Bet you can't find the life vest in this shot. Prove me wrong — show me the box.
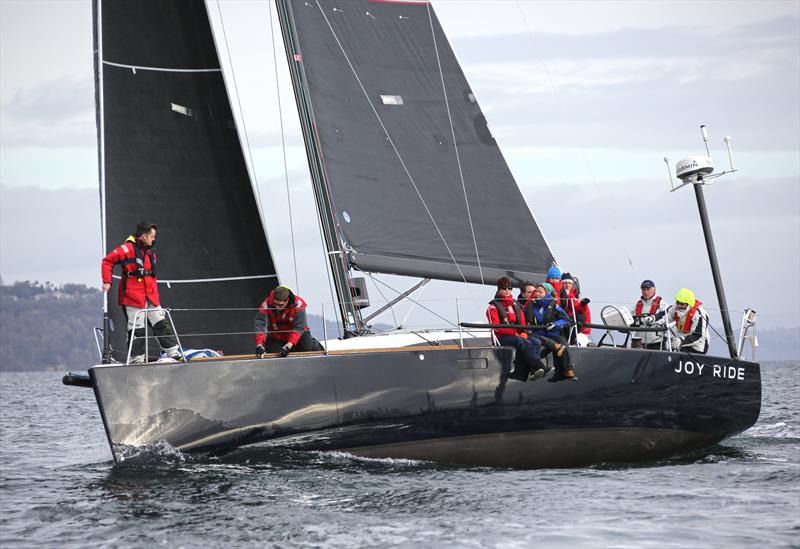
[528,298,558,326]
[267,297,307,331]
[635,295,661,316]
[119,236,157,279]
[675,300,703,333]
[492,298,523,325]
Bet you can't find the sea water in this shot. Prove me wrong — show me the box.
[1,363,798,548]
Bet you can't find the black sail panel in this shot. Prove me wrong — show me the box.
[96,0,277,359]
[286,0,554,284]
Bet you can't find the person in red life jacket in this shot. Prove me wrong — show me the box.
[631,279,669,350]
[101,222,181,364]
[254,285,322,358]
[559,273,592,342]
[668,288,710,354]
[487,277,545,382]
[546,265,563,306]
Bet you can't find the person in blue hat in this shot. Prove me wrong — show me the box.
[545,265,563,306]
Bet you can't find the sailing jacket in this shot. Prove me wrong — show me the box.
[547,279,563,306]
[632,294,668,345]
[101,236,160,308]
[486,292,526,339]
[560,288,592,335]
[254,288,310,346]
[670,301,710,354]
[524,294,570,339]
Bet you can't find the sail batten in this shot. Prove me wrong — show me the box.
[286,0,554,285]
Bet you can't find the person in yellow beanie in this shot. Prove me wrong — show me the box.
[670,288,710,354]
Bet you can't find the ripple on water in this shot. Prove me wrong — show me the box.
[1,367,798,548]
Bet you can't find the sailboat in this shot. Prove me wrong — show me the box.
[64,0,761,468]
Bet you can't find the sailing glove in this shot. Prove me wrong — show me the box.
[545,323,556,331]
[280,344,291,357]
[580,297,590,305]
[673,337,683,349]
[642,315,655,325]
[255,345,266,358]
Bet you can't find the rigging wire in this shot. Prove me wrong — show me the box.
[425,3,485,287]
[313,0,477,301]
[214,1,267,225]
[267,1,300,291]
[513,0,637,275]
[368,277,400,328]
[363,272,459,329]
[399,281,427,328]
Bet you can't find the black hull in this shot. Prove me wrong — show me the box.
[88,346,761,468]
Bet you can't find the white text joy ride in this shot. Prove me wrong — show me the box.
[674,360,745,381]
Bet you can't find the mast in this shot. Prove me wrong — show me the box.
[665,124,739,359]
[274,0,362,335]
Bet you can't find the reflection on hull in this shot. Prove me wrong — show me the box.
[345,428,716,469]
[89,346,761,468]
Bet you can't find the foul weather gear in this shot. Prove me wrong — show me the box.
[102,236,160,308]
[254,287,311,347]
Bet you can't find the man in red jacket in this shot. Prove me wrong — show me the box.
[101,222,181,363]
[254,285,322,358]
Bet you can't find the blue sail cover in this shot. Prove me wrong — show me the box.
[282,0,554,285]
[95,0,278,358]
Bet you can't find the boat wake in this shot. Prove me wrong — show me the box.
[309,450,432,468]
[113,440,188,466]
[743,421,798,440]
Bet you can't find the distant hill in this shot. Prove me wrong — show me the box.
[0,281,375,371]
[746,327,800,362]
[0,281,102,371]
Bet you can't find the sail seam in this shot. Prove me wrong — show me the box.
[313,0,471,288]
[426,4,484,287]
[102,60,222,73]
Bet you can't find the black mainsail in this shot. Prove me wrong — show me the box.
[95,0,278,359]
[278,0,554,287]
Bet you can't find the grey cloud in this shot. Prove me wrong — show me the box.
[2,76,95,147]
[4,75,94,123]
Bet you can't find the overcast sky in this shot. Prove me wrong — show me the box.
[1,0,798,335]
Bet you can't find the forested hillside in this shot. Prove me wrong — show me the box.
[0,281,347,371]
[0,281,102,371]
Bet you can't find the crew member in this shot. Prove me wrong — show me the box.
[101,222,181,364]
[488,277,545,382]
[631,279,669,350]
[254,285,322,357]
[559,273,591,342]
[525,284,577,381]
[670,288,710,354]
[545,266,563,306]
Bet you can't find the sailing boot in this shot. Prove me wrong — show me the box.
[563,365,578,381]
[548,364,565,382]
[128,328,147,364]
[153,319,182,361]
[527,366,546,382]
